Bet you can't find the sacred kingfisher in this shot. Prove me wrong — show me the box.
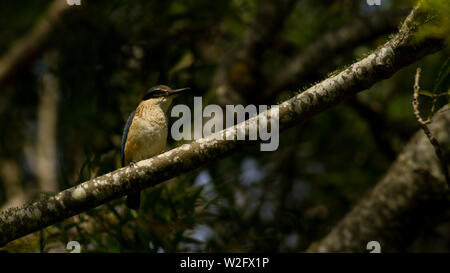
[121,85,190,209]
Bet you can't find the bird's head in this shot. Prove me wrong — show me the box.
[141,85,190,112]
[143,85,190,101]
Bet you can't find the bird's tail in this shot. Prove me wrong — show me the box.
[126,191,141,210]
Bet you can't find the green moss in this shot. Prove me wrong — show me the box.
[413,0,450,45]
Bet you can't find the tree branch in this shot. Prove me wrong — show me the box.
[263,9,408,101]
[0,3,445,247]
[307,105,450,253]
[0,0,71,88]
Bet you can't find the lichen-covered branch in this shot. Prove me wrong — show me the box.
[307,106,450,253]
[0,3,445,247]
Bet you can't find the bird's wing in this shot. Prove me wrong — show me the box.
[121,110,136,167]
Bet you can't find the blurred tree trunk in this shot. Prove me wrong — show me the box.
[0,0,69,88]
[36,54,59,193]
[308,106,450,253]
[0,160,25,209]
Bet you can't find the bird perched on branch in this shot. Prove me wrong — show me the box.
[121,85,190,209]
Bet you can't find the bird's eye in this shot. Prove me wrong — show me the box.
[143,89,168,100]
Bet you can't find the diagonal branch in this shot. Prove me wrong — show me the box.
[0,2,445,247]
[263,9,408,101]
[0,0,71,88]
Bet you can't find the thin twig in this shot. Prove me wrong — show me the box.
[412,67,450,188]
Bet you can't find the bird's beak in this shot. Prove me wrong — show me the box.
[167,87,190,97]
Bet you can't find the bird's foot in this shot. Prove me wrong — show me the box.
[130,161,137,168]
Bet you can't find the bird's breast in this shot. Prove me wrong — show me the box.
[124,105,168,164]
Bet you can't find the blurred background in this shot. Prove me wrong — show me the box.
[0,0,449,252]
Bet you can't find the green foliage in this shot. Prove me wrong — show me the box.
[418,57,450,118]
[433,57,450,94]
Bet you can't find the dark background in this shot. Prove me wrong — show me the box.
[0,0,449,252]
